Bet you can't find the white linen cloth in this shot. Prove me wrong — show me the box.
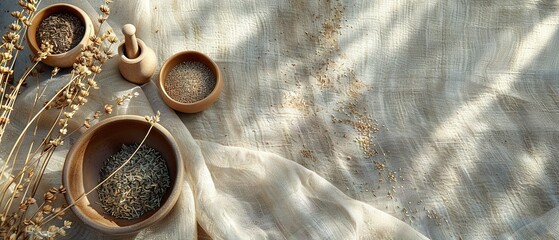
[1,0,559,239]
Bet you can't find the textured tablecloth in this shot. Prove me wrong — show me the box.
[2,0,559,239]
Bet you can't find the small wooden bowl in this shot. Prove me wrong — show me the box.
[26,4,94,68]
[63,115,184,236]
[158,51,223,113]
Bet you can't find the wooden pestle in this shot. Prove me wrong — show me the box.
[122,24,139,58]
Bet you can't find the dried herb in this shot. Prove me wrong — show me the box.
[98,144,170,219]
[36,13,85,54]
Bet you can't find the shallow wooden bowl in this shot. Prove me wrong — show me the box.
[26,4,94,68]
[158,51,223,113]
[63,115,184,236]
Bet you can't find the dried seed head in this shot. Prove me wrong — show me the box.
[107,34,118,44]
[10,11,23,19]
[103,47,114,56]
[75,64,92,76]
[94,52,107,62]
[90,65,101,74]
[63,111,74,119]
[0,66,13,75]
[0,117,10,125]
[144,111,161,124]
[43,192,55,202]
[48,138,63,147]
[42,205,52,214]
[47,225,58,233]
[22,18,32,26]
[26,197,36,205]
[87,78,98,88]
[2,32,19,43]
[3,43,14,50]
[70,104,79,111]
[104,104,113,114]
[58,185,67,194]
[116,97,124,105]
[51,67,60,76]
[35,42,53,61]
[33,211,44,224]
[77,96,87,105]
[1,105,14,111]
[97,15,108,24]
[1,52,13,61]
[79,89,90,97]
[100,32,108,41]
[88,35,98,43]
[82,51,94,61]
[23,219,32,226]
[100,5,110,14]
[25,3,37,12]
[19,15,27,23]
[83,118,91,128]
[19,202,29,210]
[55,209,65,219]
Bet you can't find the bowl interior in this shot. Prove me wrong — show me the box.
[65,117,181,231]
[159,51,221,104]
[28,4,88,57]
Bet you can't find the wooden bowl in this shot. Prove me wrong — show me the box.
[26,4,94,68]
[158,51,223,113]
[63,115,184,236]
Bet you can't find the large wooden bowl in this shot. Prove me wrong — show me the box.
[63,115,184,236]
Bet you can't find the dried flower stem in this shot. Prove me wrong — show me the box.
[1,1,119,238]
[2,74,91,219]
[0,77,73,181]
[0,61,42,141]
[0,0,44,143]
[1,96,61,199]
[1,20,116,209]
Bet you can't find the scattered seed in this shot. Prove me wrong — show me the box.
[164,61,216,103]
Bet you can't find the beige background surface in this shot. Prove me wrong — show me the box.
[2,0,559,239]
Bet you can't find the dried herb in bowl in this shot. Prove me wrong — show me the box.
[36,13,85,54]
[97,144,170,220]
